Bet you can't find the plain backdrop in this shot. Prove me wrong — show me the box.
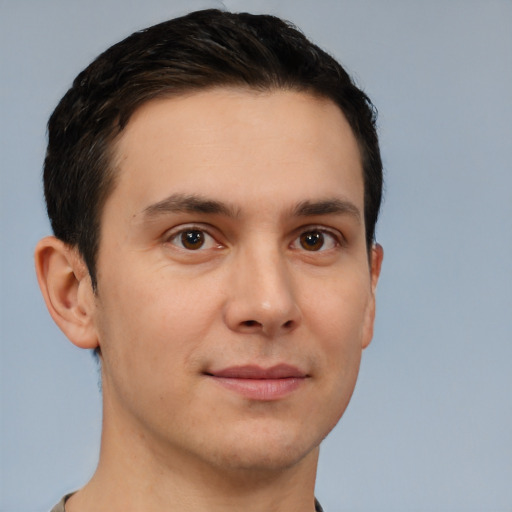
[1,1,511,511]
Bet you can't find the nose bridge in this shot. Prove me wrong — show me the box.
[224,235,301,336]
[247,241,290,307]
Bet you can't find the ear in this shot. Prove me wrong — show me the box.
[361,243,384,349]
[34,236,99,349]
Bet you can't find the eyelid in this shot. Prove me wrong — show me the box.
[163,223,223,250]
[290,225,345,250]
[161,223,345,251]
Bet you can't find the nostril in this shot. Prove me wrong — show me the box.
[283,320,293,329]
[243,320,259,328]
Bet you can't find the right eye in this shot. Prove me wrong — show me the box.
[167,228,219,251]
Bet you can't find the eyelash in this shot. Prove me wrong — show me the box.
[165,225,220,251]
[164,224,344,252]
[290,227,343,252]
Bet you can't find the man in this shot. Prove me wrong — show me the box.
[35,9,383,512]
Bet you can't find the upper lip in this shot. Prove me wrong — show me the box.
[207,364,307,379]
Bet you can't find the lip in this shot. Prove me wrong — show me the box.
[205,364,308,401]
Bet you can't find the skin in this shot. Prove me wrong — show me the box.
[36,88,383,512]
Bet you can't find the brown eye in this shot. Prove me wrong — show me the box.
[167,226,219,252]
[300,231,325,251]
[181,230,205,250]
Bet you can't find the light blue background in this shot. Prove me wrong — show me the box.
[1,1,511,511]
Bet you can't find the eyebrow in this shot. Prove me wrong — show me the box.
[142,193,240,219]
[293,198,361,222]
[141,193,361,222]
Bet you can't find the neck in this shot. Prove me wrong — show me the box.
[67,394,319,512]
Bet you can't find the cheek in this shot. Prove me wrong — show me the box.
[303,271,370,402]
[305,270,371,348]
[95,265,219,380]
[94,271,216,426]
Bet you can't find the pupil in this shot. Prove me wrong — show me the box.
[301,231,323,251]
[182,230,204,249]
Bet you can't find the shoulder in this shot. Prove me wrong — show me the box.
[315,498,324,512]
[49,493,75,512]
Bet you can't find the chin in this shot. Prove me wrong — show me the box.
[210,446,314,475]
[200,421,326,474]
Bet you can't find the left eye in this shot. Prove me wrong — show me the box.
[167,228,218,250]
[292,229,339,252]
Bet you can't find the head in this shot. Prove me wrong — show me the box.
[43,8,382,291]
[36,9,384,478]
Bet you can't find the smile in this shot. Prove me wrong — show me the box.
[205,364,308,401]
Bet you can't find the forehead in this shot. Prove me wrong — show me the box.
[108,87,364,219]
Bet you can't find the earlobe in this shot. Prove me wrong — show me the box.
[34,236,99,349]
[361,243,384,349]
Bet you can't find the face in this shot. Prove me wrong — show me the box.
[91,88,381,475]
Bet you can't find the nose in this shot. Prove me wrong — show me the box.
[223,244,302,338]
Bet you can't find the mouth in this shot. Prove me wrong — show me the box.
[204,364,309,401]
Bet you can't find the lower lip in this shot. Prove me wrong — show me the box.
[210,377,305,401]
